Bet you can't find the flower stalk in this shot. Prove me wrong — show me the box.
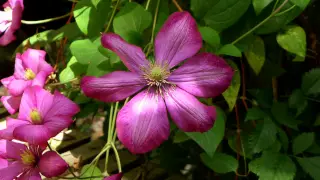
[21,13,71,25]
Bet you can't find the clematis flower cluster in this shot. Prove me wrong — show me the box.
[81,12,234,154]
[0,48,80,179]
[0,0,24,46]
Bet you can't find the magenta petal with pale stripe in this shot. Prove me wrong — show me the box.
[81,71,146,102]
[39,151,68,178]
[0,139,27,160]
[17,169,41,180]
[101,33,150,74]
[0,95,21,114]
[168,53,234,97]
[164,87,216,132]
[0,117,29,140]
[0,76,14,88]
[8,79,30,96]
[155,12,202,68]
[116,90,170,154]
[0,161,24,180]
[13,124,51,145]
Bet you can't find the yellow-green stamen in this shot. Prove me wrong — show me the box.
[25,69,36,80]
[30,109,42,124]
[20,150,36,166]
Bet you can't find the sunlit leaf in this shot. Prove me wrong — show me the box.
[244,36,266,75]
[277,25,306,57]
[217,44,242,57]
[200,153,238,173]
[222,60,240,111]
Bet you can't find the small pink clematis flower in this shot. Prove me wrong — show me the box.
[103,173,123,180]
[81,12,234,154]
[0,48,54,114]
[0,140,68,179]
[0,86,80,145]
[0,0,24,46]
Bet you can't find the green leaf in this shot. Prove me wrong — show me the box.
[292,132,315,155]
[204,0,251,32]
[113,2,152,44]
[271,102,301,129]
[200,153,238,173]
[253,0,274,15]
[199,26,220,49]
[277,128,289,152]
[70,39,107,65]
[222,60,240,111]
[277,25,306,57]
[73,0,111,37]
[256,1,307,34]
[249,151,296,180]
[217,44,242,57]
[301,68,320,95]
[249,117,278,153]
[228,132,254,159]
[173,130,190,143]
[186,107,225,157]
[293,55,305,62]
[314,113,320,126]
[245,107,268,121]
[244,36,266,75]
[59,56,87,83]
[288,89,308,116]
[266,140,282,152]
[290,0,311,9]
[80,164,102,180]
[296,157,320,180]
[306,143,320,154]
[190,0,218,20]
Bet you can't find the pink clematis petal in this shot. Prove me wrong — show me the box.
[44,116,73,137]
[101,33,149,74]
[0,157,8,169]
[0,139,27,160]
[44,90,79,119]
[164,87,216,132]
[13,124,51,145]
[0,0,24,46]
[0,76,14,88]
[117,90,170,154]
[7,79,30,96]
[0,161,24,180]
[13,55,25,79]
[21,49,46,74]
[0,95,21,114]
[31,71,48,87]
[155,12,202,68]
[168,53,234,97]
[18,86,55,121]
[0,117,29,140]
[104,173,123,180]
[81,71,147,102]
[39,151,68,178]
[17,169,41,180]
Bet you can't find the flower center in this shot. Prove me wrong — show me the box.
[25,69,36,80]
[143,63,171,88]
[30,109,42,124]
[20,150,36,166]
[4,7,11,12]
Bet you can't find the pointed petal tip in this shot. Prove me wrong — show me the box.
[39,151,68,178]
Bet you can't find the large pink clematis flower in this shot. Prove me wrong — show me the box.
[0,86,80,145]
[0,140,68,179]
[104,173,122,180]
[81,12,234,154]
[0,48,54,114]
[0,0,24,46]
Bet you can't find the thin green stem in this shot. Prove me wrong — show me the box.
[275,5,296,16]
[111,143,122,172]
[231,0,289,45]
[108,104,114,143]
[273,0,281,11]
[145,0,151,10]
[145,0,161,57]
[110,102,119,141]
[21,13,71,25]
[105,0,120,33]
